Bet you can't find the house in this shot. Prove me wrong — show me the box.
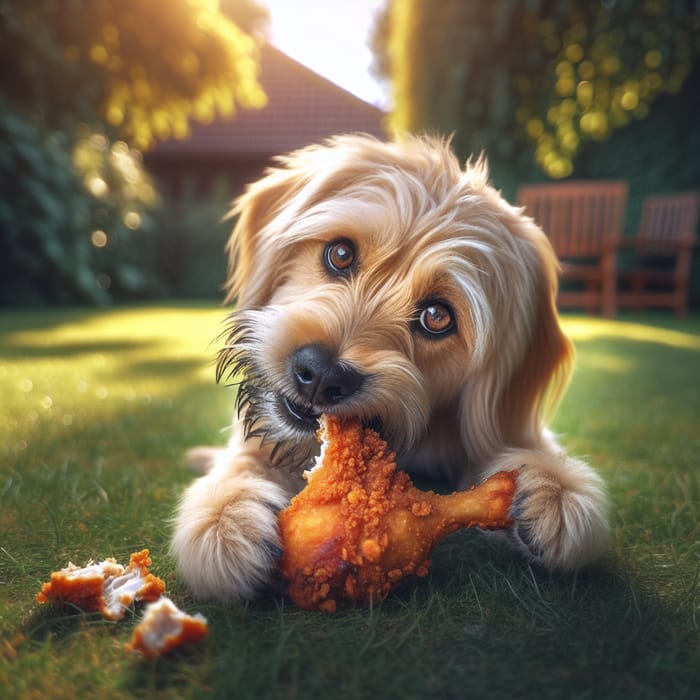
[145,44,388,198]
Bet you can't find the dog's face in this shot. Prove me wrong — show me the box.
[217,136,572,472]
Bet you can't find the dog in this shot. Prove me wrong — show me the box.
[171,134,609,602]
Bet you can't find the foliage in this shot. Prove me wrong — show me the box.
[0,111,159,306]
[0,111,89,306]
[0,0,267,306]
[149,181,234,299]
[383,0,700,179]
[0,308,698,699]
[0,0,267,150]
[516,0,700,179]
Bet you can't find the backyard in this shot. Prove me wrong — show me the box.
[0,304,698,699]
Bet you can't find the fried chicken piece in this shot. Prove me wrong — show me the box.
[36,549,165,620]
[278,416,516,612]
[126,597,208,658]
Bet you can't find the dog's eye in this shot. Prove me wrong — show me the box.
[418,302,455,337]
[324,239,355,274]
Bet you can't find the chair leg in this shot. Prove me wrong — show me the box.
[675,283,689,318]
[602,252,617,317]
[675,251,692,318]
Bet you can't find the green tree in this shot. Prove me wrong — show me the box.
[0,0,268,305]
[379,0,700,180]
[0,0,267,149]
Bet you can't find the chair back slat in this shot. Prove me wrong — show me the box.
[517,181,628,257]
[638,192,699,253]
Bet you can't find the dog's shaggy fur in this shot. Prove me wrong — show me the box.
[171,135,609,602]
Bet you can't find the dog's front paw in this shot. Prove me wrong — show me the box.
[171,473,290,602]
[509,456,609,571]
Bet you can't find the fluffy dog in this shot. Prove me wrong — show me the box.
[171,134,609,602]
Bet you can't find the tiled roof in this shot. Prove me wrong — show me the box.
[150,44,387,159]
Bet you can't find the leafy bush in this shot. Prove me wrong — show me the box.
[384,0,700,181]
[149,178,233,299]
[0,107,160,306]
[0,110,94,305]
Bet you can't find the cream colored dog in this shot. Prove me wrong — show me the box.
[171,135,608,602]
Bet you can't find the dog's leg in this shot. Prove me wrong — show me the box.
[475,449,609,571]
[170,448,301,602]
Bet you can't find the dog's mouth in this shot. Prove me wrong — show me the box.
[278,393,384,437]
[279,394,321,429]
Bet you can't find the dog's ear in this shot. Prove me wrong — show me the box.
[496,253,574,449]
[223,166,310,308]
[460,226,574,461]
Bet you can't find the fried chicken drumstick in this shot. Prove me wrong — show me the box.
[278,415,517,612]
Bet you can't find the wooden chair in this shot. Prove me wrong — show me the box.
[517,181,629,316]
[617,192,698,317]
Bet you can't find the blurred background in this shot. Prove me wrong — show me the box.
[1,0,698,308]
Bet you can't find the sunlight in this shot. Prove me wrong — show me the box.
[561,317,700,351]
[574,351,636,374]
[1,307,223,408]
[0,307,229,459]
[5,307,222,350]
[263,0,388,107]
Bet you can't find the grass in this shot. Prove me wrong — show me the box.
[1,303,698,700]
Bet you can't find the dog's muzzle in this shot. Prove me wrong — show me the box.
[279,394,319,427]
[280,343,364,428]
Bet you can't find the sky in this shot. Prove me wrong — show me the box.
[261,0,390,108]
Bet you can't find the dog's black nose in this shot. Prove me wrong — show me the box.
[290,343,363,406]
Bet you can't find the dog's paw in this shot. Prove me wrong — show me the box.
[509,456,609,571]
[170,473,290,602]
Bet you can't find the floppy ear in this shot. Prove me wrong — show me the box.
[223,166,310,309]
[460,225,574,462]
[496,253,574,448]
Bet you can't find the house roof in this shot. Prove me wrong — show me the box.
[149,44,388,159]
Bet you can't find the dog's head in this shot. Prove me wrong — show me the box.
[217,135,573,472]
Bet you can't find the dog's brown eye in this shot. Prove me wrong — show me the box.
[419,302,455,337]
[324,239,355,274]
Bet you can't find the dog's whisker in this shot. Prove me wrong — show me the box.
[214,337,320,472]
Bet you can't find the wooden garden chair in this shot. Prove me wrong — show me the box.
[617,192,698,317]
[517,181,629,316]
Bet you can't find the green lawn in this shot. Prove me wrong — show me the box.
[1,304,698,699]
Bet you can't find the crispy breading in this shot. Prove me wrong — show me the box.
[36,549,165,620]
[127,597,208,658]
[278,416,516,611]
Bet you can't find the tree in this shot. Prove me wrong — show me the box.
[0,0,268,150]
[379,0,700,180]
[0,0,269,305]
